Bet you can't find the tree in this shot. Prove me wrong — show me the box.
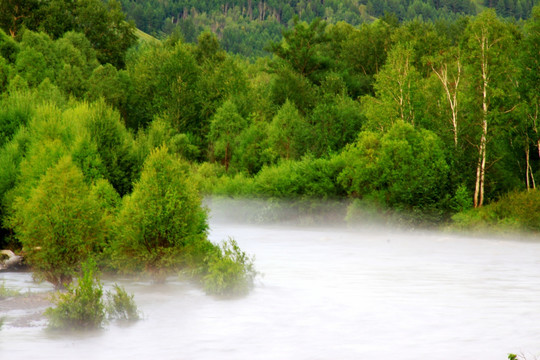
[267,99,309,161]
[363,43,422,131]
[517,5,540,190]
[426,46,463,147]
[10,156,109,288]
[269,17,331,84]
[0,0,40,37]
[208,100,247,171]
[463,10,517,207]
[338,121,449,213]
[74,0,136,68]
[113,146,208,280]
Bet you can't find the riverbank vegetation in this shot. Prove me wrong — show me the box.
[45,260,140,330]
[0,0,539,302]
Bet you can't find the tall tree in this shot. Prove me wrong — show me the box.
[427,46,463,147]
[463,10,517,207]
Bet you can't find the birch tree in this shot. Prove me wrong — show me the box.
[464,10,515,207]
[427,47,463,147]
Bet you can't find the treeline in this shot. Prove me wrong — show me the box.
[0,4,539,263]
[118,0,538,57]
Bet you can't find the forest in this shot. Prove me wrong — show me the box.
[0,0,539,293]
[116,0,539,57]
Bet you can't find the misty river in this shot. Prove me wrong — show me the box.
[1,200,540,360]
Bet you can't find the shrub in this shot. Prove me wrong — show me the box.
[113,146,208,281]
[338,121,449,213]
[452,189,540,232]
[0,281,20,299]
[254,156,345,199]
[201,238,256,297]
[45,260,105,330]
[106,284,140,321]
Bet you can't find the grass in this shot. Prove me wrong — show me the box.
[134,28,160,44]
[0,281,20,299]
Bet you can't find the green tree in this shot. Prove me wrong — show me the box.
[209,100,248,172]
[0,0,40,37]
[73,0,136,68]
[10,156,109,288]
[463,10,517,207]
[339,121,449,213]
[113,146,208,281]
[267,99,309,160]
[364,43,423,130]
[269,17,331,85]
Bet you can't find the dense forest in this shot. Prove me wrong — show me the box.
[0,0,539,288]
[117,0,539,56]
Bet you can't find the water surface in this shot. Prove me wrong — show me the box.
[1,205,539,359]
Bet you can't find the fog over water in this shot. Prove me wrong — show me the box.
[1,199,540,359]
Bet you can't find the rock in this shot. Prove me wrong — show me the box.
[0,250,24,271]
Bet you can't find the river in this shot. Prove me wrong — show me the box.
[1,201,539,359]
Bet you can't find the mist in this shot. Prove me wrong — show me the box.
[1,198,539,359]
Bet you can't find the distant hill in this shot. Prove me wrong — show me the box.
[118,0,538,57]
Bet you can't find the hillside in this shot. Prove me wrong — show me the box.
[119,0,539,57]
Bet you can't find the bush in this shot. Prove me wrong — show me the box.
[113,146,208,281]
[253,156,346,199]
[45,260,105,330]
[0,281,20,299]
[201,238,256,297]
[452,189,540,232]
[106,284,140,321]
[338,121,449,213]
[45,261,141,329]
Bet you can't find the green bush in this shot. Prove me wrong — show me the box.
[106,284,140,321]
[0,281,20,299]
[45,260,105,330]
[201,238,256,297]
[113,146,208,281]
[452,189,540,232]
[254,156,346,199]
[338,121,449,213]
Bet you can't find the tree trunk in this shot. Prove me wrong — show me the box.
[431,57,461,147]
[474,28,489,208]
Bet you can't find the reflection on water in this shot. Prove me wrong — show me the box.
[1,201,540,360]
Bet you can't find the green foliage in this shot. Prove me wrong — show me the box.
[0,90,35,148]
[74,100,139,196]
[0,281,20,299]
[10,156,109,288]
[201,238,256,297]
[255,156,346,199]
[339,121,450,213]
[113,146,208,280]
[45,259,105,330]
[267,99,309,161]
[209,100,248,171]
[452,189,540,232]
[106,284,140,321]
